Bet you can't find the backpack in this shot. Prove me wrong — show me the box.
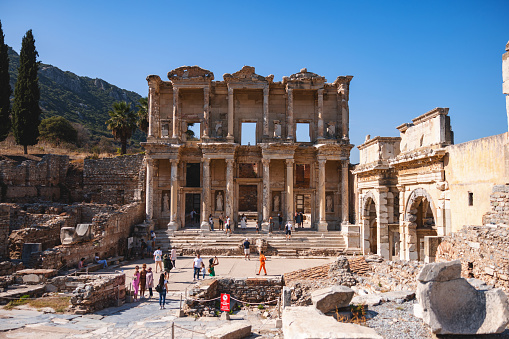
[155,284,162,293]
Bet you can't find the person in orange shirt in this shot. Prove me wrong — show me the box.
[256,251,267,275]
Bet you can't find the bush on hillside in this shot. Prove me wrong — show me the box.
[39,116,78,145]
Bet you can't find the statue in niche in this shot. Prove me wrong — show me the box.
[163,193,170,212]
[215,121,223,138]
[274,122,282,138]
[273,194,280,212]
[216,191,223,211]
[326,195,333,212]
[327,122,336,139]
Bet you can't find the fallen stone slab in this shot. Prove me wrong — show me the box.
[416,259,461,282]
[379,290,415,303]
[206,322,251,339]
[311,285,354,313]
[351,294,382,306]
[283,306,382,339]
[417,261,509,335]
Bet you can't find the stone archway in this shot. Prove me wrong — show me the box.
[361,191,378,255]
[405,188,438,260]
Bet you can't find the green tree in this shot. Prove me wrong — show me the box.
[136,96,148,134]
[0,20,11,141]
[105,101,137,155]
[12,29,40,154]
[39,116,78,145]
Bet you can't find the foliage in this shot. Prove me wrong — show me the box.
[257,303,265,310]
[136,97,148,134]
[0,20,11,142]
[12,30,41,154]
[186,123,196,140]
[4,295,70,313]
[39,116,78,145]
[105,101,137,154]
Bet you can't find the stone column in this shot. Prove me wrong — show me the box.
[287,88,294,140]
[337,81,350,140]
[376,188,390,259]
[341,160,349,225]
[168,159,179,231]
[317,159,328,231]
[317,88,324,139]
[227,87,234,141]
[200,158,211,230]
[146,158,155,220]
[148,87,155,137]
[397,185,406,260]
[172,86,179,139]
[262,158,270,230]
[203,86,210,139]
[225,159,234,222]
[263,86,269,138]
[286,159,294,224]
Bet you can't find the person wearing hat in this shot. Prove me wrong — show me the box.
[243,238,251,260]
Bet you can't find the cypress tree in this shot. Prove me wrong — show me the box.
[0,20,11,142]
[12,29,40,154]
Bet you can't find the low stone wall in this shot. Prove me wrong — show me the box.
[34,202,144,269]
[51,273,126,314]
[83,154,145,205]
[441,224,509,293]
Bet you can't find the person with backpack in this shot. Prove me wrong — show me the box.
[163,254,173,278]
[155,273,167,309]
[243,238,251,260]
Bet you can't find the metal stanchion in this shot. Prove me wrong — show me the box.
[171,322,174,339]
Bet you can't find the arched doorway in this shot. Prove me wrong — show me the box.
[406,188,437,261]
[362,192,378,255]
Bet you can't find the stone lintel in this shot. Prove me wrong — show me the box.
[357,136,401,150]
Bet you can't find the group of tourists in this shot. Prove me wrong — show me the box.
[193,253,219,281]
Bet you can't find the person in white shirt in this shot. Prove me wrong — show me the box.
[154,247,163,273]
[285,221,292,240]
[225,216,231,236]
[170,247,177,268]
[193,253,203,281]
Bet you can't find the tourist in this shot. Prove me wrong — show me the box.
[285,221,292,240]
[218,213,224,230]
[208,256,219,277]
[146,267,154,299]
[139,263,147,298]
[201,262,206,279]
[299,212,304,228]
[278,213,283,230]
[150,230,156,249]
[154,247,163,273]
[170,247,177,268]
[156,273,167,309]
[269,217,273,234]
[257,251,267,275]
[132,265,140,301]
[295,212,300,229]
[140,240,148,258]
[193,253,203,281]
[78,257,86,269]
[225,216,231,236]
[240,214,247,229]
[256,219,260,234]
[95,253,107,269]
[163,254,173,278]
[243,238,251,260]
[209,214,214,231]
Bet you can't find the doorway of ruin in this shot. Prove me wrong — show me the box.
[185,193,201,228]
[406,188,437,261]
[238,185,258,230]
[295,194,312,229]
[365,197,377,254]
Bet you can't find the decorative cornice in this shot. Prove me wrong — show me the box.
[389,147,447,167]
[282,68,326,86]
[357,136,401,150]
[167,66,214,82]
[223,66,273,84]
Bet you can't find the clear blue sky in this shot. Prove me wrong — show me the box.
[1,0,508,162]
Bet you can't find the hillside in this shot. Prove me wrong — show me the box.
[7,46,145,143]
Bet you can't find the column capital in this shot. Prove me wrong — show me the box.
[170,159,179,165]
[285,158,294,166]
[225,158,235,165]
[147,157,155,165]
[317,88,324,95]
[286,87,293,94]
[202,158,211,165]
[203,86,210,94]
[341,160,349,168]
[318,159,326,166]
[228,87,234,95]
[261,158,270,166]
[263,86,269,96]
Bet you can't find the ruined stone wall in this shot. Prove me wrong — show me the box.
[0,155,69,202]
[445,133,508,232]
[0,205,9,259]
[217,277,283,304]
[35,202,144,269]
[83,154,145,205]
[442,225,509,293]
[483,185,509,225]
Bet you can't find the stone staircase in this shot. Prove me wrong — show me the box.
[154,228,351,257]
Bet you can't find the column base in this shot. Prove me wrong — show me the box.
[262,221,270,232]
[317,221,328,232]
[226,135,234,142]
[167,221,179,232]
[200,221,210,231]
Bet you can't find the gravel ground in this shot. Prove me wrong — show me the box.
[364,300,432,339]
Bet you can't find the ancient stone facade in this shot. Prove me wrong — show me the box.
[143,66,354,231]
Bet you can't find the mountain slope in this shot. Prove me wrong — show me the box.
[7,46,144,142]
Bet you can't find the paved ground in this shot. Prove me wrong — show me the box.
[0,256,334,338]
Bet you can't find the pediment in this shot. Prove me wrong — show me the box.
[167,66,214,81]
[283,68,326,84]
[223,66,273,83]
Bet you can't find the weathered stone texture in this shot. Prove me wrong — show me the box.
[83,154,145,205]
[311,285,354,313]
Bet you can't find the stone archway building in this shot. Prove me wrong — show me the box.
[142,66,355,232]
